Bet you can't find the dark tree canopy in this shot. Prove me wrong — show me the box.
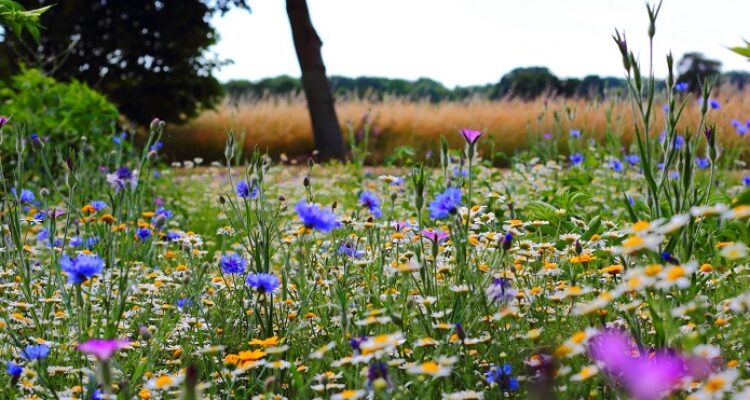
[0,0,248,125]
[677,52,722,92]
[493,67,561,100]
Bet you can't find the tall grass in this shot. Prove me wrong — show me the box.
[166,88,750,164]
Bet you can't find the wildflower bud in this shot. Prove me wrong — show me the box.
[502,232,513,251]
[264,376,276,391]
[303,176,310,187]
[139,325,152,340]
[278,195,286,202]
[332,201,337,210]
[373,377,388,391]
[218,195,226,205]
[39,188,49,198]
[390,192,397,202]
[0,116,9,129]
[150,118,163,131]
[575,240,583,255]
[455,323,466,342]
[153,214,167,229]
[661,251,680,265]
[178,365,199,400]
[148,150,158,160]
[449,207,458,216]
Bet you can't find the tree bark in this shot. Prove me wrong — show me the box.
[286,0,346,161]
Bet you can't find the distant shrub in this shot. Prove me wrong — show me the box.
[0,67,119,151]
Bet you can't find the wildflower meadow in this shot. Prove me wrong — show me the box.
[3,2,750,400]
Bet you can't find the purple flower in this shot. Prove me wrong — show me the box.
[366,361,391,390]
[486,277,517,303]
[709,99,721,109]
[421,228,449,243]
[428,187,462,219]
[76,338,130,361]
[106,167,138,191]
[589,329,688,400]
[220,252,246,274]
[339,242,365,259]
[569,153,584,165]
[459,128,483,145]
[91,200,108,211]
[569,129,582,138]
[60,253,104,284]
[543,132,553,140]
[10,188,34,203]
[0,116,9,129]
[743,176,750,186]
[675,82,689,92]
[246,272,280,294]
[359,191,382,218]
[295,201,338,232]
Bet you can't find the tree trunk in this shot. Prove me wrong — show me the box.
[286,0,345,161]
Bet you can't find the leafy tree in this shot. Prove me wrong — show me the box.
[676,52,721,92]
[492,67,561,100]
[0,0,248,125]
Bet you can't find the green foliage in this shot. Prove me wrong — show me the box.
[0,0,242,125]
[0,68,119,149]
[677,52,722,92]
[730,40,750,59]
[0,0,50,41]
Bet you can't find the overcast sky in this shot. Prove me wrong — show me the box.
[211,0,750,88]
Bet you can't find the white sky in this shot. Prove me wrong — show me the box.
[211,0,750,88]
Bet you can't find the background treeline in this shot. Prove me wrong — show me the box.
[224,64,750,102]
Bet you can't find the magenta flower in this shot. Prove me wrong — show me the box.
[0,116,9,129]
[589,329,688,400]
[459,128,483,145]
[421,228,449,243]
[77,338,130,361]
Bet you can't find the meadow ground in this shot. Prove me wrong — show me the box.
[4,120,750,398]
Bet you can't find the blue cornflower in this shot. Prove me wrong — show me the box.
[137,227,151,241]
[569,153,584,165]
[113,135,122,145]
[11,188,34,203]
[220,253,246,274]
[675,82,689,92]
[695,157,710,170]
[22,344,50,360]
[70,236,84,247]
[366,361,391,390]
[674,135,685,150]
[569,129,581,138]
[452,166,469,177]
[149,141,163,152]
[359,191,382,218]
[743,176,750,186]
[176,298,193,309]
[624,154,640,166]
[236,181,258,199]
[486,363,519,391]
[155,207,173,219]
[295,201,338,232]
[106,166,138,191]
[60,253,104,284]
[428,187,462,219]
[709,99,721,109]
[91,200,108,211]
[6,361,22,377]
[609,159,623,173]
[246,273,280,294]
[669,170,680,180]
[37,228,49,242]
[339,242,365,259]
[166,231,182,241]
[738,126,748,137]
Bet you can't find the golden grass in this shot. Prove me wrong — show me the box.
[165,89,750,163]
